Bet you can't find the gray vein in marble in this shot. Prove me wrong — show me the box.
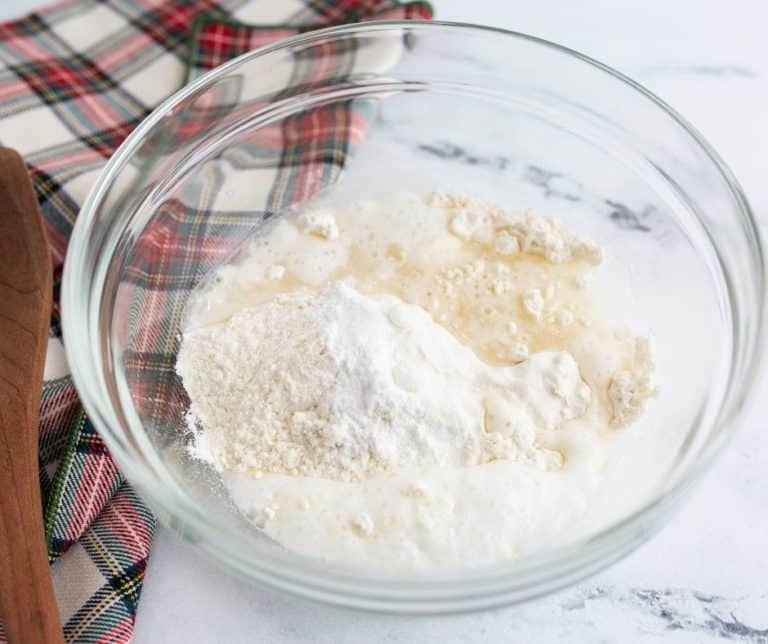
[524,165,583,202]
[419,46,497,72]
[564,586,768,643]
[604,200,654,232]
[640,64,758,79]
[415,140,510,170]
[523,164,658,235]
[407,139,668,238]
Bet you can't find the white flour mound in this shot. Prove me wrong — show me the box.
[177,282,591,483]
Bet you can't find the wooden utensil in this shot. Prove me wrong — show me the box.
[0,148,64,643]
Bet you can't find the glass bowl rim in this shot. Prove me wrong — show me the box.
[61,20,766,611]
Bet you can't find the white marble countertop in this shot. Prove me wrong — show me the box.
[9,0,768,642]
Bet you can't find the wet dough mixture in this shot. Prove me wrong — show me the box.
[177,191,656,572]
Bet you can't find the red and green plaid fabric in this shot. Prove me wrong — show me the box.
[0,0,432,641]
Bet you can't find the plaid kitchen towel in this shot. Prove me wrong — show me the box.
[0,0,432,641]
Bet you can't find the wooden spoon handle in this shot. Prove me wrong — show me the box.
[0,148,64,643]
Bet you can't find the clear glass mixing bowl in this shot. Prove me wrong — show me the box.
[62,21,764,613]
